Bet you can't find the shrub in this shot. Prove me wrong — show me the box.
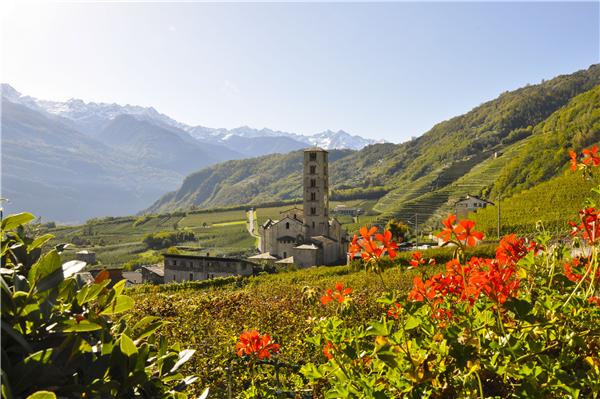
[1,212,202,398]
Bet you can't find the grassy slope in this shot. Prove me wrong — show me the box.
[145,65,600,231]
[471,170,600,236]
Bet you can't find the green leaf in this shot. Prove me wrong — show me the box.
[301,363,324,380]
[30,234,54,251]
[120,334,138,357]
[404,315,421,330]
[100,295,135,315]
[170,349,196,373]
[26,391,56,399]
[27,250,61,287]
[366,321,390,336]
[62,319,102,332]
[112,279,126,296]
[2,212,35,231]
[132,316,163,341]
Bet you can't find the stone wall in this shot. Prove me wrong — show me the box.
[163,254,254,283]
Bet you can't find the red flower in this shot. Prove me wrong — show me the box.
[455,219,484,247]
[323,341,335,360]
[375,230,399,259]
[582,145,600,167]
[563,257,600,284]
[348,226,398,262]
[409,252,425,268]
[569,149,579,171]
[570,208,600,244]
[321,282,352,305]
[437,214,457,243]
[236,330,280,359]
[495,234,539,265]
[387,303,402,319]
[589,296,600,307]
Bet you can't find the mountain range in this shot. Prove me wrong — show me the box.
[146,64,600,230]
[1,84,380,222]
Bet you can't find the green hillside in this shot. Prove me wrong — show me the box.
[145,65,600,233]
[471,170,600,237]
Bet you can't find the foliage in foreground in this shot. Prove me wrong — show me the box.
[1,214,201,398]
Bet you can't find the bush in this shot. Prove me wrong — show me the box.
[142,230,196,250]
[1,212,201,398]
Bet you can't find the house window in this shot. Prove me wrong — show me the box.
[286,222,290,229]
[312,221,315,228]
[172,260,177,266]
[310,165,316,174]
[309,153,316,161]
[310,192,316,201]
[283,251,287,258]
[310,179,316,187]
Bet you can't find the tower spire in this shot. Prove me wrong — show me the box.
[303,147,329,238]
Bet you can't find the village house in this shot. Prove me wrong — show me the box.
[141,264,164,284]
[332,204,363,216]
[163,253,255,283]
[258,148,349,267]
[454,195,494,219]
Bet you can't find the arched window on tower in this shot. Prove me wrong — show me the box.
[286,222,290,229]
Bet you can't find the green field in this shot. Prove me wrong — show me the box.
[45,198,381,268]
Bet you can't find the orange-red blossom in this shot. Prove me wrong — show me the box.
[321,282,353,305]
[436,214,484,247]
[236,330,280,359]
[348,226,398,261]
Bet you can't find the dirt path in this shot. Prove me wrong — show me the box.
[246,209,260,250]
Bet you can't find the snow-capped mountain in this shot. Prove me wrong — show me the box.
[1,83,383,151]
[188,125,383,150]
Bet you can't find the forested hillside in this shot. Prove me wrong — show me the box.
[146,65,600,230]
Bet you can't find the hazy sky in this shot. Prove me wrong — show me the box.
[2,1,598,142]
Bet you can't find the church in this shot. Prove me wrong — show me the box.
[257,147,349,267]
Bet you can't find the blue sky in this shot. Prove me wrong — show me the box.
[2,1,598,142]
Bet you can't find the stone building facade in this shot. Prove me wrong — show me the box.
[163,253,255,283]
[259,147,348,267]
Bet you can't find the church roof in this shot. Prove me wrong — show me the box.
[311,235,337,244]
[275,256,295,264]
[294,243,319,250]
[248,252,278,260]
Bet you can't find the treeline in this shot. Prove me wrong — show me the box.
[142,230,196,249]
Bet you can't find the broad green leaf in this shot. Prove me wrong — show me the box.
[404,315,421,330]
[170,349,195,373]
[132,316,163,341]
[112,279,126,296]
[2,212,35,231]
[63,319,102,332]
[366,321,390,336]
[100,295,134,315]
[27,250,61,287]
[120,334,138,357]
[26,391,56,399]
[30,234,54,251]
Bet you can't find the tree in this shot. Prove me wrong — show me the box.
[385,218,410,242]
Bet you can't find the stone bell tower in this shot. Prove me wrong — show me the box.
[303,148,329,238]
